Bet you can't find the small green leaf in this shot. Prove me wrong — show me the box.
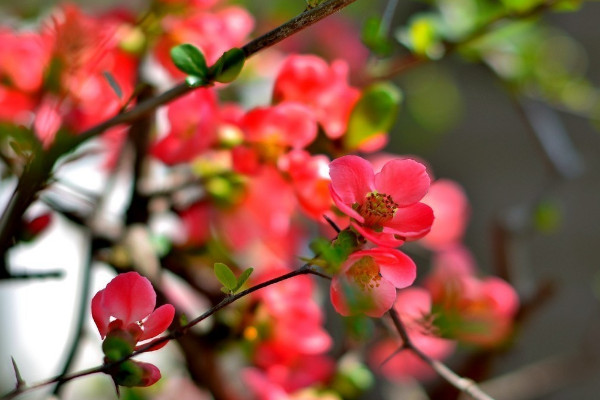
[362,17,393,57]
[170,43,208,78]
[210,48,245,83]
[344,82,402,150]
[179,313,188,326]
[103,71,123,99]
[214,262,237,292]
[234,267,254,292]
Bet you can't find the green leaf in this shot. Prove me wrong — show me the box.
[234,267,254,292]
[214,262,237,292]
[361,17,393,57]
[179,313,188,326]
[344,82,402,150]
[210,48,245,83]
[170,43,208,79]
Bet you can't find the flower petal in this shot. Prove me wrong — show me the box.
[135,360,162,387]
[374,159,430,207]
[91,289,110,338]
[329,155,375,209]
[386,202,434,239]
[364,279,397,318]
[102,272,156,326]
[140,304,175,341]
[351,221,404,247]
[330,273,397,318]
[377,249,417,289]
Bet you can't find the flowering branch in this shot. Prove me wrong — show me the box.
[0,264,322,399]
[0,0,360,278]
[388,308,496,400]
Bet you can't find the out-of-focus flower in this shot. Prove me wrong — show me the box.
[154,6,253,77]
[278,150,333,221]
[273,55,360,139]
[425,247,520,346]
[330,247,416,317]
[151,88,220,165]
[419,179,470,250]
[232,102,317,172]
[329,155,433,247]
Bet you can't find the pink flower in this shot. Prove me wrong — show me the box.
[91,272,175,387]
[92,271,175,344]
[329,155,434,247]
[330,248,416,317]
[232,103,318,172]
[151,88,219,165]
[273,55,360,139]
[278,150,333,220]
[425,247,520,346]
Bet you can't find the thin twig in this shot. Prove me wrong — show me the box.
[1,265,327,399]
[388,309,496,400]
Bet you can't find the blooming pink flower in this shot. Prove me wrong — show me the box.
[329,155,434,247]
[273,55,360,139]
[330,247,417,317]
[92,271,175,343]
[91,272,175,387]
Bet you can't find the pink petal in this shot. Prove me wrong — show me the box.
[103,272,156,326]
[140,304,175,341]
[374,159,430,207]
[135,360,162,387]
[330,274,397,317]
[377,250,417,289]
[394,287,433,320]
[386,202,434,239]
[242,102,317,149]
[330,276,352,317]
[91,289,110,338]
[482,278,519,317]
[351,221,404,247]
[332,188,364,222]
[329,155,375,209]
[365,279,397,318]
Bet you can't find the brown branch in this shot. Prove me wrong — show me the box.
[0,0,360,276]
[388,309,496,400]
[1,265,325,399]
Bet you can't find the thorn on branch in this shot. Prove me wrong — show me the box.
[11,357,25,390]
[323,214,341,233]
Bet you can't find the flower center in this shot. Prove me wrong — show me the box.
[358,192,398,228]
[347,256,381,291]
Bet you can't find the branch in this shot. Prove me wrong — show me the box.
[0,0,360,277]
[1,265,326,399]
[75,0,358,148]
[388,308,496,400]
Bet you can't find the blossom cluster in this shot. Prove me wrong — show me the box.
[0,0,522,398]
